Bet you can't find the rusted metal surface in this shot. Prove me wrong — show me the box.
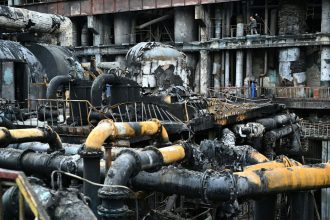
[20,0,239,16]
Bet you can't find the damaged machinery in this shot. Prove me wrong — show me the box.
[0,4,328,220]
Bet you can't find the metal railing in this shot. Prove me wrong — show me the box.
[301,121,330,140]
[209,87,330,101]
[101,102,183,123]
[264,87,330,100]
[0,168,50,220]
[7,99,108,137]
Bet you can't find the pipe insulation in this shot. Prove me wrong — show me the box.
[0,5,72,46]
[131,163,330,201]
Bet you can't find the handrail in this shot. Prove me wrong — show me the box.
[0,168,50,220]
[209,86,330,100]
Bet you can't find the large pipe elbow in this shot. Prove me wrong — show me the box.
[84,119,117,151]
[46,75,72,99]
[98,144,188,217]
[0,127,63,152]
[84,119,170,151]
[90,74,139,106]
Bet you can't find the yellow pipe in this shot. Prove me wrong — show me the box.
[85,119,169,151]
[244,156,302,171]
[159,145,186,164]
[9,129,45,140]
[85,120,117,151]
[248,151,269,164]
[0,127,62,150]
[236,162,330,195]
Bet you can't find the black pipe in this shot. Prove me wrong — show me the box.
[8,142,82,154]
[46,75,72,99]
[98,146,187,218]
[79,148,103,215]
[264,123,300,143]
[0,148,79,176]
[90,73,139,107]
[255,113,298,131]
[131,166,321,202]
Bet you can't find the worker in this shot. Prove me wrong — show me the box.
[249,16,258,35]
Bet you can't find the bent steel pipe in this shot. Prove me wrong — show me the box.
[46,75,72,99]
[90,73,139,107]
[0,126,63,152]
[84,119,170,151]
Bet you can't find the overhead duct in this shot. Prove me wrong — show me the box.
[0,5,72,46]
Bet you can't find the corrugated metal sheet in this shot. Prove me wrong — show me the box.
[21,0,240,17]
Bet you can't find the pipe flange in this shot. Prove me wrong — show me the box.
[200,169,214,203]
[97,203,132,218]
[142,146,164,171]
[182,142,193,162]
[226,171,237,202]
[79,145,104,158]
[98,187,130,200]
[116,149,142,176]
[17,149,35,170]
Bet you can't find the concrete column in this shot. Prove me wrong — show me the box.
[213,53,221,90]
[270,9,277,36]
[200,50,209,95]
[194,60,200,93]
[225,51,230,86]
[174,7,196,43]
[81,23,88,46]
[114,12,131,45]
[246,50,253,79]
[198,5,211,95]
[321,0,330,86]
[221,7,226,38]
[101,15,112,45]
[72,20,78,47]
[264,0,269,35]
[215,6,222,38]
[225,3,231,37]
[235,20,244,87]
[130,18,136,44]
[321,0,330,33]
